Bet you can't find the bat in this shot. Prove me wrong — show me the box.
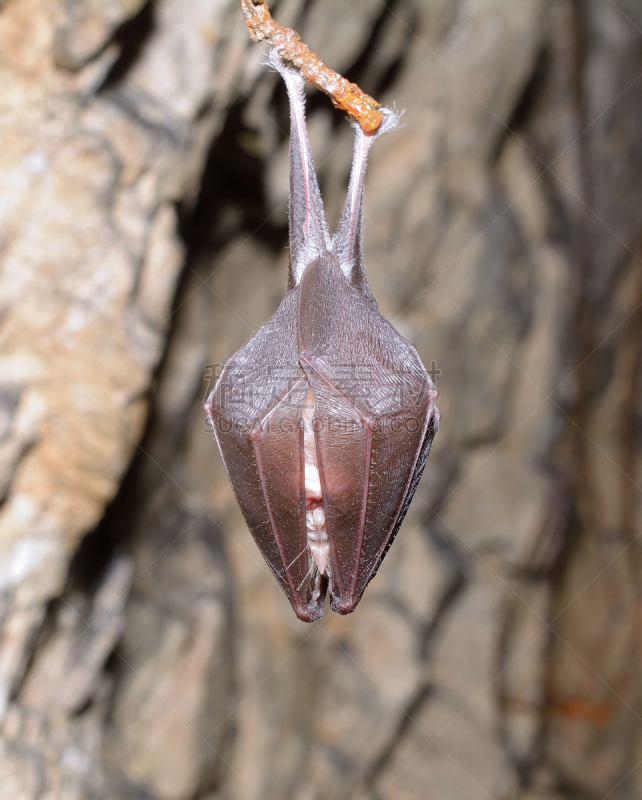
[205,50,440,622]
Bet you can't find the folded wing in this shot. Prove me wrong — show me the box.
[297,253,438,614]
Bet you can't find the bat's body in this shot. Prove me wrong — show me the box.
[205,51,439,621]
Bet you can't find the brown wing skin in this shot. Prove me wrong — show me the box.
[366,412,438,587]
[297,253,438,614]
[206,291,325,621]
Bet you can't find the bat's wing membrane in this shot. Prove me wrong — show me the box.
[297,253,438,613]
[206,292,325,621]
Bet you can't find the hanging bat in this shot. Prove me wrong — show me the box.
[205,51,440,622]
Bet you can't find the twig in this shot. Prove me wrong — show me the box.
[238,0,383,134]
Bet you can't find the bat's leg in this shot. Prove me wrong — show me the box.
[333,109,400,293]
[269,50,330,287]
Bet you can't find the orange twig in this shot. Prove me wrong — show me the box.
[238,0,383,134]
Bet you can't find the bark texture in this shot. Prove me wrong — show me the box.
[0,1,641,798]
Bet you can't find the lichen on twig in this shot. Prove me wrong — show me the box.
[238,0,384,134]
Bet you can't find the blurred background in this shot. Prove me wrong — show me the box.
[0,0,641,798]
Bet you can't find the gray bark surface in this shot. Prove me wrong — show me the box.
[0,1,641,798]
